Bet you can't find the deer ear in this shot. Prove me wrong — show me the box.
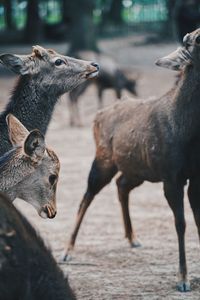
[155,47,192,71]
[24,130,45,160]
[0,54,31,75]
[6,114,29,146]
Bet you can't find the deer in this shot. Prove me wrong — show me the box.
[0,114,60,219]
[68,51,137,126]
[0,192,76,300]
[0,45,98,213]
[0,45,99,157]
[62,29,200,292]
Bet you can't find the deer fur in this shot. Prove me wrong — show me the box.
[0,193,76,300]
[68,51,137,126]
[0,114,60,219]
[63,29,200,292]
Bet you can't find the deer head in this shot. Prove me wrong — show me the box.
[0,45,99,95]
[154,29,200,71]
[3,114,60,219]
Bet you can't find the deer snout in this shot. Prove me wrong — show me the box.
[86,62,99,79]
[39,204,57,219]
[91,62,99,71]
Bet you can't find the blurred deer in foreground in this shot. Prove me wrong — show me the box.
[64,29,200,292]
[0,193,76,300]
[68,51,138,126]
[0,114,60,219]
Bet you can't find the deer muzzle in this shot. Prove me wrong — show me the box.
[39,203,57,219]
[85,62,100,79]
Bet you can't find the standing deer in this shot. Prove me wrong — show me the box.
[0,114,60,219]
[0,193,76,300]
[68,51,137,126]
[63,29,200,292]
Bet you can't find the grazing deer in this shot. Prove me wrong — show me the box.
[0,193,76,300]
[63,29,200,292]
[0,46,99,156]
[0,114,60,219]
[68,51,137,126]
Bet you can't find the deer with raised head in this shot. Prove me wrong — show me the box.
[0,193,76,300]
[63,29,200,292]
[0,46,98,214]
[0,46,99,155]
[0,114,60,219]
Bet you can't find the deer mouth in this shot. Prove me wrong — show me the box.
[85,70,99,79]
[39,204,57,219]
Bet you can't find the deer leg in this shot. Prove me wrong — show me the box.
[163,181,190,292]
[188,177,200,242]
[116,174,143,248]
[68,95,78,127]
[97,87,103,110]
[62,159,117,261]
[115,88,122,100]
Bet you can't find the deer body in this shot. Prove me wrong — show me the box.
[0,193,76,300]
[64,30,200,292]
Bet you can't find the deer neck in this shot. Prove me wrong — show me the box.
[172,66,200,142]
[0,76,59,155]
[7,75,59,132]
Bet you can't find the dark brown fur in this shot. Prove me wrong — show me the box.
[0,193,76,300]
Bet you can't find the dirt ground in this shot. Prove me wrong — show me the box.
[1,36,200,300]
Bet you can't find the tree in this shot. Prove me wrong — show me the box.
[4,0,14,30]
[65,0,98,54]
[24,0,43,42]
[102,0,124,26]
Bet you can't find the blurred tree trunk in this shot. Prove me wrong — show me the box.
[24,0,43,42]
[5,0,13,30]
[161,0,176,40]
[62,0,71,24]
[66,0,98,54]
[101,0,123,26]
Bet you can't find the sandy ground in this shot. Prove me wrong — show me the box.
[0,36,200,299]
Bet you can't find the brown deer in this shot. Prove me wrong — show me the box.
[0,193,76,300]
[63,29,200,292]
[68,51,137,126]
[1,114,60,219]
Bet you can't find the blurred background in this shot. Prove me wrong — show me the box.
[0,0,199,46]
[1,1,200,299]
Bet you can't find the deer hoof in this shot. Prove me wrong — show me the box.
[59,250,73,263]
[131,240,142,248]
[177,281,191,292]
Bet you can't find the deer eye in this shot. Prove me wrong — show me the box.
[196,36,200,44]
[49,174,57,185]
[55,59,65,66]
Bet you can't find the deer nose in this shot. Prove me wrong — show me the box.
[91,62,99,71]
[183,33,191,47]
